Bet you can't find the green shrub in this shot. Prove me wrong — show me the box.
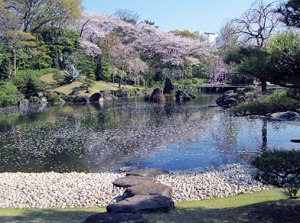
[231,90,300,115]
[17,68,59,77]
[287,88,300,100]
[47,92,61,103]
[64,65,82,83]
[53,71,65,85]
[0,82,20,107]
[252,149,300,199]
[13,72,45,97]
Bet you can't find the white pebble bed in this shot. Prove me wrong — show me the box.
[0,163,271,208]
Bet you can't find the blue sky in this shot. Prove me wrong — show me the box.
[82,0,277,33]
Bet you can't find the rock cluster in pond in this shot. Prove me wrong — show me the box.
[82,167,173,223]
[268,111,300,121]
[216,90,246,107]
[146,77,196,102]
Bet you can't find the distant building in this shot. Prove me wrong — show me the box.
[193,31,217,43]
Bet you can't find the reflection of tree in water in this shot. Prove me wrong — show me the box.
[0,117,89,172]
[211,111,240,163]
[85,104,216,171]
[261,118,267,151]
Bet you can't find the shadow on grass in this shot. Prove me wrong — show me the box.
[143,199,300,223]
[0,208,103,223]
[0,200,299,223]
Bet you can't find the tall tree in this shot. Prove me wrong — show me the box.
[3,0,82,33]
[278,0,300,28]
[225,0,281,91]
[266,31,300,88]
[114,9,139,25]
[169,30,198,39]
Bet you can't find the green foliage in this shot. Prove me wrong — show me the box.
[169,29,198,38]
[183,60,193,78]
[82,78,95,88]
[13,72,45,97]
[278,0,300,28]
[3,0,82,33]
[173,78,205,89]
[17,68,59,77]
[95,56,112,81]
[38,26,79,69]
[266,31,300,88]
[47,92,62,104]
[287,88,300,100]
[0,81,20,106]
[252,149,300,199]
[64,65,82,84]
[231,90,300,115]
[52,71,66,86]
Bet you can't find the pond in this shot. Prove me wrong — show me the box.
[0,95,300,173]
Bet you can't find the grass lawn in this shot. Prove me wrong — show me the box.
[0,189,299,223]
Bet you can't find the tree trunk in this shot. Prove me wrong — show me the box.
[261,78,267,92]
[12,48,17,79]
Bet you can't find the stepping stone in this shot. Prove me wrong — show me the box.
[119,166,140,172]
[122,181,173,199]
[113,175,154,188]
[107,195,174,213]
[82,212,146,223]
[126,168,169,178]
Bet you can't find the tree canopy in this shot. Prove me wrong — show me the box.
[278,0,300,28]
[1,0,82,33]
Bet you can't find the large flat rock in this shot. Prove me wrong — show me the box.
[122,181,172,199]
[113,175,154,188]
[126,168,168,178]
[107,195,174,213]
[82,212,146,223]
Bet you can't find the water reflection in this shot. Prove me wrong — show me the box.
[0,95,299,173]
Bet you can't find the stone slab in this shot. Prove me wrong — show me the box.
[122,181,172,199]
[113,175,155,188]
[107,195,174,213]
[126,168,168,178]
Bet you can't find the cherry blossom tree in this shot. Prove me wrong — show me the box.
[76,11,214,83]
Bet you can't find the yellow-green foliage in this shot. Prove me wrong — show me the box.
[231,90,300,115]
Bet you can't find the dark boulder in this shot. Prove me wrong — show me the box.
[107,195,174,213]
[89,93,102,102]
[82,212,146,223]
[269,111,300,121]
[100,90,112,99]
[175,90,191,101]
[70,89,80,96]
[163,77,174,94]
[150,88,166,102]
[73,96,89,104]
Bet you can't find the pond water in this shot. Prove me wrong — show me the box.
[0,95,300,173]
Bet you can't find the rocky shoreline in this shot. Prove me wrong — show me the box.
[0,163,271,208]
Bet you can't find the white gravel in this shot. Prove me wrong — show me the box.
[0,163,271,208]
